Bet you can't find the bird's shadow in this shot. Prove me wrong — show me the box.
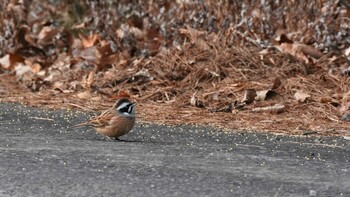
[92,136,143,143]
[95,136,173,145]
[62,129,145,143]
[114,138,135,143]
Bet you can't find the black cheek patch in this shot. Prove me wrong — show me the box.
[118,103,134,114]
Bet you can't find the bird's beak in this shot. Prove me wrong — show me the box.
[131,102,137,107]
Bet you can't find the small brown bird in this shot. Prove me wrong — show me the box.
[75,98,136,140]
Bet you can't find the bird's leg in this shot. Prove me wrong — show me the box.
[104,136,114,141]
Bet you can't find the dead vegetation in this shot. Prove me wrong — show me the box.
[1,0,350,136]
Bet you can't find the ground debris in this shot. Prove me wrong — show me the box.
[0,0,350,136]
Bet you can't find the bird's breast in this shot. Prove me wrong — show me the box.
[95,116,135,138]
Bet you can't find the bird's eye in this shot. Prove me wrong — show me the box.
[118,106,129,113]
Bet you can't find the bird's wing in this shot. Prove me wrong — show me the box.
[72,107,116,128]
[89,109,115,128]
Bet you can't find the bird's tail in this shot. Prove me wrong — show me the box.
[66,121,92,130]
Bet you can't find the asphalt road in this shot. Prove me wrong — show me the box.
[0,103,349,197]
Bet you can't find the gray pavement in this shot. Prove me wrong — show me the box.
[0,103,349,197]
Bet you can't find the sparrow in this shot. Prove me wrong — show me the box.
[74,98,136,140]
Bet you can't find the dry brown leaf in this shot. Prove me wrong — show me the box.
[115,59,129,68]
[294,91,311,103]
[130,27,144,40]
[37,26,60,45]
[232,101,246,110]
[116,28,125,39]
[173,40,182,51]
[77,46,101,62]
[132,69,154,84]
[252,103,285,114]
[275,33,293,43]
[72,22,85,29]
[57,89,74,94]
[13,63,36,86]
[211,92,219,101]
[339,103,350,114]
[91,96,102,102]
[242,89,257,104]
[52,81,65,90]
[179,26,206,38]
[271,77,282,90]
[259,49,270,55]
[278,43,309,63]
[145,39,161,54]
[0,53,23,70]
[195,38,211,50]
[0,54,11,69]
[277,42,323,64]
[179,26,210,50]
[30,63,41,74]
[319,97,340,107]
[24,60,41,74]
[14,63,31,77]
[345,46,350,57]
[81,71,95,89]
[269,58,276,65]
[332,92,343,100]
[255,90,277,101]
[81,34,99,48]
[69,81,83,91]
[230,83,247,92]
[190,93,205,108]
[339,91,350,113]
[190,94,196,106]
[299,44,324,59]
[44,70,62,83]
[210,103,233,113]
[71,38,82,50]
[319,97,331,103]
[77,91,91,99]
